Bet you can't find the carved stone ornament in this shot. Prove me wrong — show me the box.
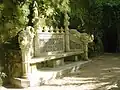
[18,26,35,55]
[18,26,35,78]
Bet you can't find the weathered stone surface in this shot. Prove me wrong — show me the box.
[12,60,90,88]
[53,59,64,67]
[10,28,92,87]
[18,26,35,78]
[70,29,94,43]
[69,29,93,60]
[5,50,22,78]
[34,33,65,56]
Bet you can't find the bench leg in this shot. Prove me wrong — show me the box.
[81,43,88,60]
[53,58,64,67]
[75,56,79,61]
[31,64,37,73]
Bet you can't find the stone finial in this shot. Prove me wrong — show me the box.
[37,26,43,33]
[60,27,64,33]
[44,26,49,32]
[49,26,53,32]
[55,27,59,33]
[42,27,45,32]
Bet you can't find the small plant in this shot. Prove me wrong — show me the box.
[0,72,6,86]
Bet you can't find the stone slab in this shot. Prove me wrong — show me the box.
[12,78,30,88]
[30,51,84,64]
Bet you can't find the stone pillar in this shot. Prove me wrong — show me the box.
[18,26,34,78]
[83,43,88,60]
[65,29,70,52]
[64,12,70,52]
[75,56,79,61]
[21,51,31,78]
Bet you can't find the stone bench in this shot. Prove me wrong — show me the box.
[10,26,92,87]
[29,51,84,72]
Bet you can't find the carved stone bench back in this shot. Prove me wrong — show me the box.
[33,28,87,57]
[34,32,65,56]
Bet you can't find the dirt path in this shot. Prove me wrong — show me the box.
[2,53,120,90]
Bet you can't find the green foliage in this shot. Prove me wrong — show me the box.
[69,0,105,55]
[69,0,120,34]
[96,0,120,6]
[1,0,120,54]
[69,0,88,29]
[34,0,70,28]
[0,0,30,43]
[0,72,6,86]
[69,0,97,32]
[0,0,70,43]
[88,0,120,54]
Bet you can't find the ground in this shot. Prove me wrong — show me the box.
[1,53,120,90]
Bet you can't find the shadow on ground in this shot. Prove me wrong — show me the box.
[44,53,120,90]
[3,53,120,90]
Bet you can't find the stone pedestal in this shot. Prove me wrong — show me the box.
[12,78,30,88]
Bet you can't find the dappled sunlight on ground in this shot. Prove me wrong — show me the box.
[2,53,120,90]
[44,53,120,90]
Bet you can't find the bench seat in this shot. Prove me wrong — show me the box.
[30,51,84,64]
